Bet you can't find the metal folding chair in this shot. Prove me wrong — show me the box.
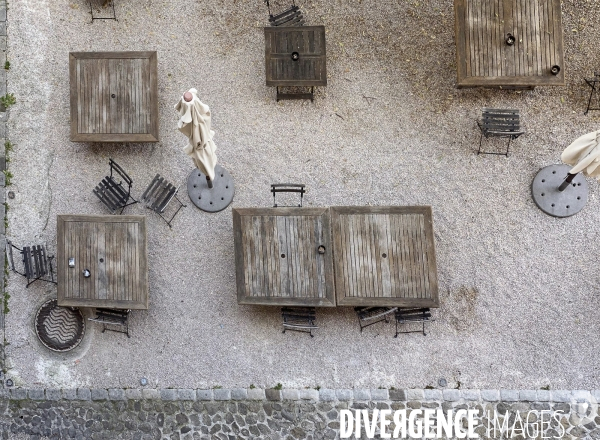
[141,174,186,228]
[89,0,117,22]
[281,307,318,337]
[93,159,138,214]
[89,308,131,338]
[7,241,56,288]
[395,308,433,337]
[477,108,524,156]
[271,183,306,207]
[355,307,398,332]
[264,0,305,26]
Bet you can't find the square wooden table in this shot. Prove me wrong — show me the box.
[454,0,564,88]
[57,215,148,309]
[233,207,335,307]
[233,206,439,308]
[331,206,439,307]
[69,51,159,142]
[264,26,327,100]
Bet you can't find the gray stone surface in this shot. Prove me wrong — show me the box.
[214,388,232,400]
[551,390,573,403]
[108,388,126,400]
[264,389,281,401]
[443,389,460,401]
[500,389,519,402]
[76,388,91,401]
[61,389,77,400]
[371,389,389,400]
[481,390,500,402]
[177,388,196,400]
[519,390,537,401]
[353,389,370,401]
[537,390,551,402]
[160,389,177,401]
[336,389,353,401]
[460,389,480,401]
[27,389,44,400]
[298,389,319,401]
[407,389,425,400]
[197,389,213,401]
[141,389,160,400]
[247,388,265,400]
[125,389,143,400]
[45,388,61,401]
[90,388,108,401]
[231,388,247,400]
[319,389,336,401]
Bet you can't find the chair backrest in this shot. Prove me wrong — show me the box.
[108,158,133,188]
[481,108,521,134]
[271,183,306,207]
[265,0,304,26]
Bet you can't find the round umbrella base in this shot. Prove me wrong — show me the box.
[531,164,588,218]
[187,165,235,213]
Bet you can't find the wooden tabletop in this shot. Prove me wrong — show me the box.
[57,215,148,309]
[233,207,335,307]
[233,206,439,308]
[454,0,564,88]
[69,51,159,142]
[264,26,327,87]
[331,206,439,307]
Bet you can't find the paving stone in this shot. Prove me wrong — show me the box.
[443,389,460,401]
[214,389,231,400]
[519,390,537,402]
[537,390,551,402]
[389,389,407,401]
[551,390,572,403]
[62,389,77,400]
[370,389,389,400]
[231,388,247,400]
[319,389,336,401]
[265,389,281,401]
[481,390,500,402]
[353,389,370,401]
[177,389,196,401]
[108,389,126,401]
[76,388,91,400]
[160,389,177,401]
[141,389,160,400]
[572,390,591,402]
[247,388,265,400]
[125,389,143,400]
[28,389,45,400]
[91,389,108,401]
[10,388,27,400]
[336,389,353,401]
[406,389,424,400]
[460,390,479,401]
[500,390,519,402]
[197,389,213,401]
[298,389,319,401]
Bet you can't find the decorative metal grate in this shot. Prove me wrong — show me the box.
[35,299,85,352]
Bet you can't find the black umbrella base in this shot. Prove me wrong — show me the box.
[532,164,588,218]
[187,165,235,213]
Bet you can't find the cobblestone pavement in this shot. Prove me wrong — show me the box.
[2,388,600,439]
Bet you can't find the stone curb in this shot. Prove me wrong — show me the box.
[3,388,600,403]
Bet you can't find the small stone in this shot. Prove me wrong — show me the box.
[265,389,281,401]
[177,389,195,401]
[214,389,231,401]
[91,389,108,401]
[443,389,460,402]
[481,390,499,402]
[319,389,336,402]
[336,389,353,401]
[62,389,77,400]
[76,389,91,401]
[45,389,61,401]
[573,390,592,402]
[108,389,126,401]
[141,389,160,400]
[518,390,537,402]
[231,388,247,400]
[160,389,177,401]
[298,389,319,401]
[389,389,407,401]
[406,389,424,400]
[500,390,519,402]
[371,389,389,400]
[125,389,142,400]
[28,389,45,400]
[550,390,572,403]
[353,389,370,401]
[247,389,265,400]
[424,389,443,400]
[196,389,213,401]
[537,390,551,402]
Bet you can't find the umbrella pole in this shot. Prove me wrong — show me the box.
[558,173,576,191]
[206,176,213,189]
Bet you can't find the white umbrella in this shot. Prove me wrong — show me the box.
[561,130,600,179]
[174,88,218,182]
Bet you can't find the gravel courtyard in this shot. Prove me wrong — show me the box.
[4,0,600,392]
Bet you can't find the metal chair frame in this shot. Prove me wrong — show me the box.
[354,307,398,332]
[281,307,318,337]
[141,174,186,228]
[476,108,524,157]
[7,241,57,288]
[89,308,131,338]
[584,73,600,115]
[89,0,117,22]
[395,308,433,337]
[93,159,138,214]
[264,0,305,26]
[271,183,306,207]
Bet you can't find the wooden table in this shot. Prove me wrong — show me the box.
[233,206,439,308]
[69,51,159,142]
[264,26,327,101]
[57,215,148,309]
[454,0,564,88]
[233,207,335,307]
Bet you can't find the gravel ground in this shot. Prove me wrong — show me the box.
[4,0,600,390]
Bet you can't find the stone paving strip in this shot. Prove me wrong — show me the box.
[1,388,600,439]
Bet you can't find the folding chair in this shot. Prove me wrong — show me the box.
[395,308,433,337]
[6,240,56,288]
[89,0,117,22]
[271,183,306,207]
[93,159,138,214]
[477,108,524,156]
[355,307,398,332]
[89,308,131,338]
[141,174,186,228]
[264,0,305,26]
[281,307,318,337]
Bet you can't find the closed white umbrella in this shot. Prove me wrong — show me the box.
[561,130,600,178]
[174,88,218,182]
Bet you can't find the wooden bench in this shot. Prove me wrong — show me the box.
[395,308,433,337]
[354,307,398,332]
[89,308,131,338]
[477,108,524,156]
[281,307,318,337]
